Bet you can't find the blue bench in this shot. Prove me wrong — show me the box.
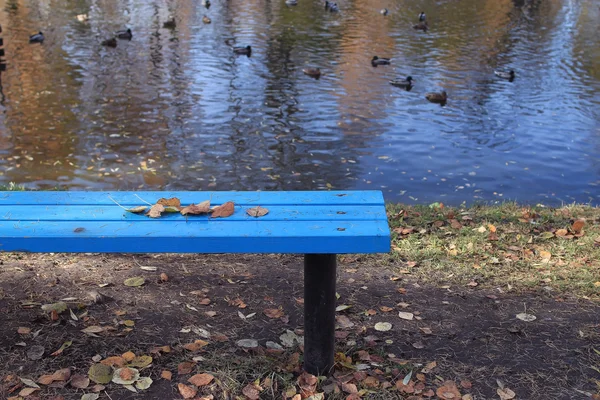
[0,190,390,375]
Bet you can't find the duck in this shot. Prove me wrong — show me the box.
[371,56,391,66]
[425,91,447,104]
[163,16,176,29]
[203,15,212,24]
[116,28,132,39]
[101,38,117,47]
[390,76,414,88]
[328,2,339,12]
[494,70,515,80]
[413,21,428,31]
[76,14,90,22]
[380,8,389,16]
[286,0,298,5]
[202,0,211,8]
[419,11,426,21]
[233,45,252,55]
[302,68,321,78]
[29,31,44,43]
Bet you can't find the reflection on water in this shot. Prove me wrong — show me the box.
[0,0,598,204]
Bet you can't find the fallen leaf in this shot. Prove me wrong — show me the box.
[555,229,568,237]
[126,206,148,213]
[516,313,536,322]
[18,327,31,335]
[450,219,462,229]
[50,340,73,356]
[27,345,45,360]
[19,387,40,397]
[38,374,56,385]
[157,197,181,207]
[497,387,516,400]
[488,224,497,233]
[436,381,461,399]
[336,315,354,329]
[100,356,126,367]
[70,375,90,389]
[145,204,165,218]
[160,272,169,282]
[81,394,100,400]
[236,339,259,349]
[572,219,585,233]
[178,383,198,399]
[181,200,211,215]
[379,306,393,312]
[374,322,392,332]
[135,377,152,390]
[242,383,261,399]
[124,277,145,287]
[264,308,285,319]
[246,206,269,217]
[112,367,140,385]
[161,370,172,380]
[88,364,113,384]
[398,312,414,320]
[188,373,214,387]
[52,368,71,381]
[211,201,235,218]
[41,301,68,313]
[178,362,195,375]
[128,355,153,368]
[81,326,104,334]
[539,251,551,260]
[341,382,358,394]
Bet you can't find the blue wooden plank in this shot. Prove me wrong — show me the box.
[0,191,384,206]
[0,205,387,222]
[0,220,390,254]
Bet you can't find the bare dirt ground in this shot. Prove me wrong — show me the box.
[1,252,599,399]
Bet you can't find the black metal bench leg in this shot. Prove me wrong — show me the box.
[304,253,336,375]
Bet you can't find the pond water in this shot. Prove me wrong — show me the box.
[0,0,598,204]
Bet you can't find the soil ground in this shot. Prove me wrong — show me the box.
[1,252,599,400]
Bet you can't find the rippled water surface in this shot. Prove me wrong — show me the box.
[0,0,598,204]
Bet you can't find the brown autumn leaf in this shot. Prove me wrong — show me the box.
[122,351,136,362]
[18,327,31,335]
[211,201,235,218]
[181,200,211,216]
[116,367,136,382]
[450,219,462,229]
[178,383,198,399]
[379,306,394,312]
[555,228,568,237]
[539,250,552,260]
[38,375,56,385]
[341,382,358,394]
[436,381,461,399]
[157,197,181,207]
[366,309,377,315]
[51,368,71,381]
[100,356,126,368]
[160,370,172,380]
[70,374,90,389]
[160,272,169,282]
[363,376,379,388]
[297,371,318,395]
[264,308,285,319]
[246,206,269,218]
[572,219,585,233]
[183,340,209,352]
[497,387,516,400]
[178,361,195,375]
[488,224,497,233]
[199,298,211,305]
[146,204,165,218]
[488,232,499,241]
[242,383,261,399]
[460,380,473,389]
[188,373,214,387]
[228,298,247,308]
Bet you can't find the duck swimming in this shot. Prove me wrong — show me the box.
[116,28,132,39]
[371,56,391,66]
[29,31,44,43]
[380,8,389,16]
[413,21,428,31]
[233,45,252,55]
[495,70,515,80]
[302,68,321,78]
[101,38,117,47]
[203,15,212,23]
[390,76,414,88]
[425,91,447,104]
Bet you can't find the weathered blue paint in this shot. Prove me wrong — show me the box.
[0,191,390,254]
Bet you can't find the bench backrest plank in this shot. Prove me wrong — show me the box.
[0,191,390,254]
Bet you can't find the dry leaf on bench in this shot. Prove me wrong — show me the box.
[157,197,181,207]
[146,204,165,218]
[127,206,148,213]
[211,201,235,218]
[247,206,269,217]
[181,200,211,215]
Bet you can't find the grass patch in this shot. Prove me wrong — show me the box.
[0,182,26,191]
[386,202,600,297]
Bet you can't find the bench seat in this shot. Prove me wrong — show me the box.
[0,190,390,375]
